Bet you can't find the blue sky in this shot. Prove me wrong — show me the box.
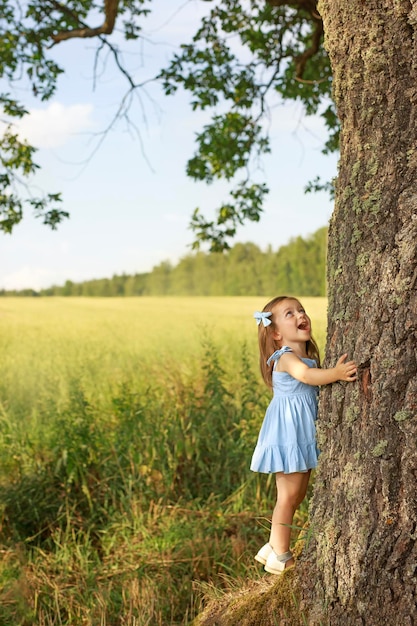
[0,0,338,290]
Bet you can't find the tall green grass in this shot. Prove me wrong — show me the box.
[0,297,327,625]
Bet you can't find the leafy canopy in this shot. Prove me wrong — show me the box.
[0,0,337,246]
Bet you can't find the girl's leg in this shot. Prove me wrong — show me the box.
[269,470,311,565]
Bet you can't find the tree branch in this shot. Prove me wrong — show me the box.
[267,0,319,14]
[267,0,323,79]
[294,17,323,78]
[50,0,120,43]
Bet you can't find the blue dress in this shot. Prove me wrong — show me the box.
[250,346,319,474]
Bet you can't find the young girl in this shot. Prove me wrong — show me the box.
[251,296,357,575]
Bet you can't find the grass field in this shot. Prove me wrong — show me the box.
[0,296,327,410]
[0,296,327,625]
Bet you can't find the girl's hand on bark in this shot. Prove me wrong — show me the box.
[335,354,357,382]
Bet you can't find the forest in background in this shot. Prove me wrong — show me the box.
[1,227,327,298]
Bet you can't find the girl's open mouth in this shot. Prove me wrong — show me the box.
[298,322,310,331]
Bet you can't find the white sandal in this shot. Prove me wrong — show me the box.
[254,542,273,565]
[264,550,293,575]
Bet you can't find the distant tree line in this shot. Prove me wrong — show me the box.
[1,227,328,297]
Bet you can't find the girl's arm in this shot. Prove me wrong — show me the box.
[279,352,357,386]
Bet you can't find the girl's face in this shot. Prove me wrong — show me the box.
[271,298,311,347]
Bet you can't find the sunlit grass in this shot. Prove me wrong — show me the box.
[0,296,327,414]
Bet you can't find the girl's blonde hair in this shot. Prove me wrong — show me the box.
[258,296,321,388]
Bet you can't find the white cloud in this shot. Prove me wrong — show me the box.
[15,102,95,148]
[1,266,70,291]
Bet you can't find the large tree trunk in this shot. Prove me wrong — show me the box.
[304,1,417,623]
[193,3,417,623]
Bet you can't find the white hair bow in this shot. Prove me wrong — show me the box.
[253,311,272,327]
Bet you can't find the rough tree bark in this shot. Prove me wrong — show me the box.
[302,1,417,623]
